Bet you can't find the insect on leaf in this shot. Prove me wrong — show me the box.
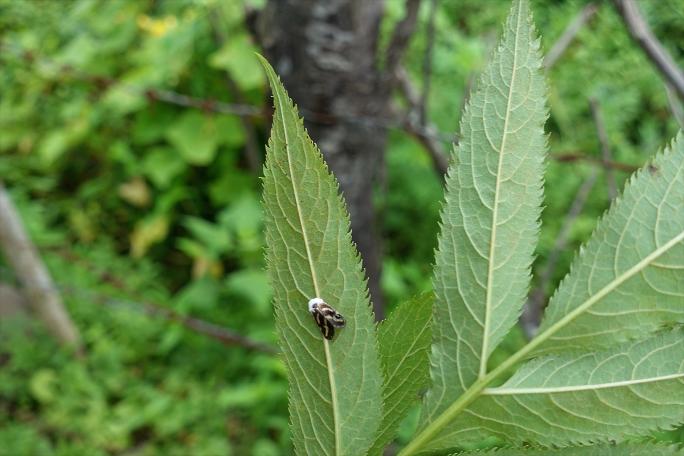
[258,56,383,456]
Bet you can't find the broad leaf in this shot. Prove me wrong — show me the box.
[369,294,432,455]
[259,56,383,455]
[425,329,684,450]
[458,442,684,455]
[534,132,684,355]
[423,0,546,424]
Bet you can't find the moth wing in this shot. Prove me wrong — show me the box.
[322,319,335,340]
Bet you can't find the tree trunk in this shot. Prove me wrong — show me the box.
[257,0,392,319]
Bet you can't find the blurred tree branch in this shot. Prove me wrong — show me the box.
[0,182,81,350]
[396,67,449,176]
[543,3,598,70]
[589,98,618,200]
[613,0,684,100]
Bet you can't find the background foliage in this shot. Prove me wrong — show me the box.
[0,0,683,453]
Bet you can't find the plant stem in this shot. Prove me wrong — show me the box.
[400,222,684,454]
[397,337,539,455]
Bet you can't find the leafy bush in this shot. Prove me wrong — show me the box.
[259,1,684,454]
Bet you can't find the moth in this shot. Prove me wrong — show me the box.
[308,297,346,340]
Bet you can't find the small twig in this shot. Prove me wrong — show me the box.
[385,0,422,78]
[0,41,452,146]
[589,98,618,200]
[111,294,279,355]
[552,152,638,173]
[613,0,684,100]
[0,182,81,349]
[420,0,438,125]
[44,251,279,354]
[522,169,598,338]
[543,3,598,69]
[0,260,278,354]
[396,67,450,175]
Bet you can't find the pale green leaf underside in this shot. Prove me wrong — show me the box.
[425,0,546,424]
[259,56,382,456]
[369,294,432,455]
[535,132,684,355]
[425,330,684,451]
[457,442,684,455]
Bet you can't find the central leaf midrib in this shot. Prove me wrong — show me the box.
[538,228,684,348]
[483,372,684,395]
[480,7,524,378]
[272,86,341,455]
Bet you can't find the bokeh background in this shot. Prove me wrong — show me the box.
[1,0,683,454]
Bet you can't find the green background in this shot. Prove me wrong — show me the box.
[1,0,682,453]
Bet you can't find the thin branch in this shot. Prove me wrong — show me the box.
[420,0,438,125]
[613,0,684,100]
[0,41,452,146]
[522,169,598,338]
[543,3,598,70]
[1,42,643,177]
[101,293,279,355]
[0,260,278,354]
[396,67,450,175]
[385,0,422,78]
[589,98,618,200]
[47,251,279,354]
[0,182,81,348]
[552,152,638,173]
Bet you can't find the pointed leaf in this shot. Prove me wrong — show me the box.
[369,294,432,455]
[424,0,546,425]
[425,330,684,450]
[259,56,383,456]
[535,132,684,355]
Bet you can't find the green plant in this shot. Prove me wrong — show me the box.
[259,0,684,454]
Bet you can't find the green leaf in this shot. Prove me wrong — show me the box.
[142,146,186,188]
[369,294,432,455]
[423,0,546,425]
[424,329,684,450]
[210,33,265,91]
[259,55,382,456]
[165,111,220,165]
[457,442,684,455]
[534,132,684,355]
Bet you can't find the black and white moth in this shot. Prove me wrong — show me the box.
[308,297,345,340]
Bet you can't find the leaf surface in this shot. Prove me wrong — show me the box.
[424,0,546,424]
[535,133,684,355]
[259,56,382,456]
[425,330,684,450]
[369,294,432,455]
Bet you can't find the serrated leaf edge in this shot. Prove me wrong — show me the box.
[259,54,345,454]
